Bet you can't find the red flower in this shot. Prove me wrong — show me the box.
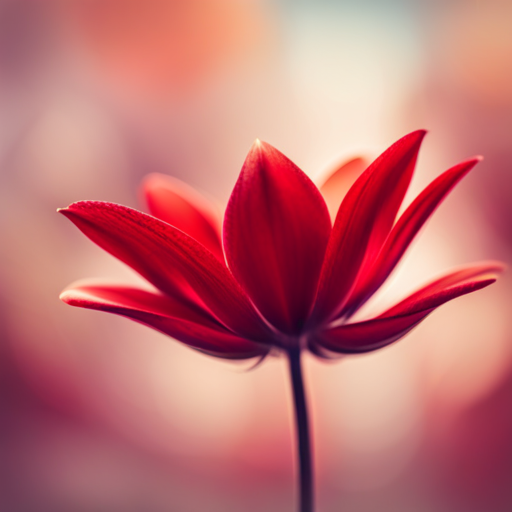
[59,131,502,360]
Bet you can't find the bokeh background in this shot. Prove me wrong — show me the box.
[1,0,511,511]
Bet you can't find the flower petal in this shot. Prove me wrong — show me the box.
[311,130,426,325]
[341,158,480,318]
[223,141,331,334]
[314,312,429,354]
[141,173,224,261]
[59,201,269,340]
[319,157,368,221]
[381,262,504,318]
[315,263,502,354]
[61,282,268,359]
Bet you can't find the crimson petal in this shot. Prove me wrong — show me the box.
[311,130,426,325]
[381,262,504,318]
[315,263,502,354]
[141,173,224,261]
[223,141,331,334]
[319,157,368,221]
[341,158,480,318]
[59,202,269,340]
[61,282,268,359]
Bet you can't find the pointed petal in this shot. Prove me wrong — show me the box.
[141,173,224,261]
[311,130,426,325]
[342,158,480,318]
[381,262,504,318]
[223,141,331,334]
[61,282,267,359]
[314,311,429,354]
[59,202,269,340]
[315,263,502,354]
[319,157,368,221]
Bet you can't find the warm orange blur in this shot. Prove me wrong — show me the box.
[56,0,273,99]
[1,1,511,511]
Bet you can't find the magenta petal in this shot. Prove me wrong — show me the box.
[61,283,268,359]
[141,173,224,262]
[311,130,426,325]
[315,263,502,354]
[59,202,269,340]
[342,158,481,318]
[319,157,368,221]
[223,141,331,334]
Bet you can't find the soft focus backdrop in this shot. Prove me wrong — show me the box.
[1,1,511,511]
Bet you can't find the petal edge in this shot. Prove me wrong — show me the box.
[61,282,268,359]
[312,130,426,325]
[315,263,501,354]
[59,201,269,340]
[141,173,224,261]
[224,141,331,334]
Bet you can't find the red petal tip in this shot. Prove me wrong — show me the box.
[59,201,108,215]
[404,129,427,146]
[249,139,264,154]
[395,130,427,157]
[58,207,72,217]
[251,139,279,155]
[58,202,85,218]
[467,260,507,276]
[486,261,507,274]
[458,155,483,166]
[59,290,70,302]
[59,287,87,306]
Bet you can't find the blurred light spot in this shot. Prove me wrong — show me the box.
[317,348,421,490]
[22,97,128,202]
[149,342,254,453]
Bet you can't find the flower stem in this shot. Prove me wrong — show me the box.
[288,347,314,512]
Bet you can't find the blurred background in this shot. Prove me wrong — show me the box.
[0,0,511,510]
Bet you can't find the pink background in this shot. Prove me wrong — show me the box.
[1,1,511,510]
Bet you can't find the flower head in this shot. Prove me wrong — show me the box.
[59,131,502,360]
